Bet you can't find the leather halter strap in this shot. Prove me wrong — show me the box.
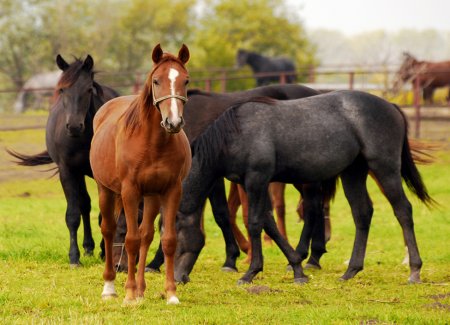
[152,85,188,108]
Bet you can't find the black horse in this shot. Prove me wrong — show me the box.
[174,90,433,285]
[7,54,119,266]
[236,49,296,86]
[107,84,320,273]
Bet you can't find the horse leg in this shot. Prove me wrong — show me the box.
[208,179,240,272]
[136,196,160,299]
[323,200,332,243]
[227,182,249,253]
[266,182,287,243]
[79,177,95,256]
[294,183,325,269]
[262,209,306,283]
[59,170,83,266]
[340,159,373,281]
[145,217,164,272]
[121,186,141,303]
[237,183,268,284]
[369,166,422,283]
[238,184,252,263]
[98,185,117,299]
[160,185,183,304]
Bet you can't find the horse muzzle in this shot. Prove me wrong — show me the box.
[66,122,85,137]
[161,116,185,134]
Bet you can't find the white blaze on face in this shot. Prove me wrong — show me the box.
[168,67,180,123]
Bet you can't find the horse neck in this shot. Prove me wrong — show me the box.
[178,157,217,214]
[246,52,266,72]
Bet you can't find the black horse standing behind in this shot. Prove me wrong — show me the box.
[174,90,434,284]
[7,55,119,266]
[236,49,296,86]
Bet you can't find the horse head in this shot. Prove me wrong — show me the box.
[143,44,190,134]
[392,52,419,94]
[55,54,98,137]
[236,49,250,68]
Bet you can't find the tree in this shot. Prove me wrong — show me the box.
[190,0,316,89]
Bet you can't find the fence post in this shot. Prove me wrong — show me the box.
[308,65,315,83]
[279,73,286,84]
[220,71,227,93]
[205,79,212,92]
[348,72,354,90]
[413,77,421,138]
[133,73,141,94]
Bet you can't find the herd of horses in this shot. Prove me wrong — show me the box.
[7,45,437,305]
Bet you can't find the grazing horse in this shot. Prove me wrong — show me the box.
[236,49,296,86]
[174,90,434,285]
[143,85,320,273]
[7,55,119,266]
[106,84,320,273]
[392,52,450,104]
[90,44,191,305]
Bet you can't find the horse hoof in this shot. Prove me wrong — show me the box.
[69,263,81,269]
[102,293,118,300]
[167,296,180,305]
[221,266,238,273]
[408,272,421,284]
[294,276,308,285]
[84,250,94,257]
[304,263,321,270]
[122,297,143,306]
[237,279,252,285]
[285,264,293,272]
[145,267,160,273]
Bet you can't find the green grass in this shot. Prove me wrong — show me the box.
[0,121,449,324]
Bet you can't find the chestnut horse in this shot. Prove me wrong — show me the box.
[392,52,450,104]
[90,44,191,305]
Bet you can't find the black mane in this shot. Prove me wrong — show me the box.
[191,97,275,167]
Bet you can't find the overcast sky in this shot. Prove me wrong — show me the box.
[287,0,450,35]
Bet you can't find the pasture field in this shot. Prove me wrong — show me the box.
[0,112,449,324]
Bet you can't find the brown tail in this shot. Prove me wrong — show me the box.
[408,139,440,165]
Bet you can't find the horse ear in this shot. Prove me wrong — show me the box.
[56,54,69,71]
[83,54,94,71]
[178,44,190,64]
[152,44,164,64]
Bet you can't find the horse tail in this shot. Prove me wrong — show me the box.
[6,149,53,166]
[408,138,440,165]
[392,104,436,207]
[401,139,436,207]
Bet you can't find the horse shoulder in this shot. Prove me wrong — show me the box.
[93,95,137,131]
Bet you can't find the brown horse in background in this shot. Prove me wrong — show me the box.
[90,44,191,305]
[392,52,450,104]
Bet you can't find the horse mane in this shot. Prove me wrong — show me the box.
[191,97,276,168]
[53,57,99,101]
[123,54,188,135]
[187,89,211,97]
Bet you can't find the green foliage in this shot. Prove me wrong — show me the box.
[0,0,316,100]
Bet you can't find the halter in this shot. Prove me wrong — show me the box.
[152,84,188,109]
[113,242,125,272]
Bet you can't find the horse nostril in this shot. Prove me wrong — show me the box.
[66,123,70,130]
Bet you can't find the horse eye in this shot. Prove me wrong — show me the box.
[87,87,93,93]
[153,79,159,86]
[58,88,64,94]
[185,80,190,86]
